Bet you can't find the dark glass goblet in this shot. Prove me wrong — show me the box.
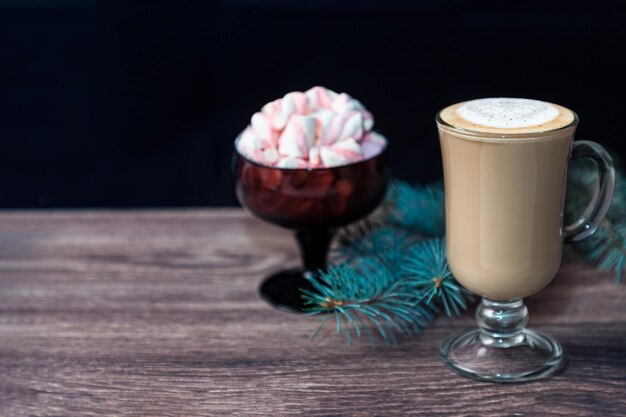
[233,140,390,312]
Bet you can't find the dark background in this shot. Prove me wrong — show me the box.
[1,0,625,208]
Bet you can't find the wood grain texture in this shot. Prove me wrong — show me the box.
[0,209,625,417]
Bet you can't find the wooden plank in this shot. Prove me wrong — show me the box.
[0,210,625,416]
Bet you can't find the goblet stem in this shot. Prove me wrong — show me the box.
[476,298,528,347]
[295,229,335,273]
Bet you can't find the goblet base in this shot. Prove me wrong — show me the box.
[259,268,315,313]
[440,328,563,383]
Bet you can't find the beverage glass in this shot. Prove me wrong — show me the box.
[437,98,615,382]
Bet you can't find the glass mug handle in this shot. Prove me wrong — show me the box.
[564,140,616,243]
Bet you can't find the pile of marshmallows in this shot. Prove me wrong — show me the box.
[237,86,387,169]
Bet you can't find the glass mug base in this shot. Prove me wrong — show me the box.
[440,327,563,383]
[440,297,564,382]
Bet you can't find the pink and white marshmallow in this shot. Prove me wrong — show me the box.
[320,138,363,167]
[278,114,316,159]
[236,86,386,168]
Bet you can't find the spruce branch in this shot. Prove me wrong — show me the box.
[331,221,412,266]
[384,179,445,236]
[584,219,626,282]
[301,261,436,346]
[304,231,471,345]
[402,238,474,317]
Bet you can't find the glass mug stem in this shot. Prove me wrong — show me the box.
[477,298,528,347]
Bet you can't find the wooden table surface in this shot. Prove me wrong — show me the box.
[1,210,625,417]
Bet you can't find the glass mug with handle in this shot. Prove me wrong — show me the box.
[436,98,615,382]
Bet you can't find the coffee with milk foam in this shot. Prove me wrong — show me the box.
[439,97,576,135]
[437,98,579,300]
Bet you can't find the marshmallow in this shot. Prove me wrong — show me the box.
[331,93,352,112]
[261,99,281,115]
[321,111,346,145]
[319,145,346,167]
[305,86,338,109]
[361,131,387,159]
[337,111,363,142]
[261,99,288,131]
[251,112,269,137]
[240,86,386,168]
[251,112,278,148]
[237,126,263,156]
[278,115,317,159]
[319,146,352,167]
[263,147,279,164]
[308,145,322,167]
[277,156,308,169]
[362,110,374,131]
[319,139,363,167]
[351,99,366,111]
[310,109,335,141]
[270,92,309,130]
[331,93,366,113]
[361,141,384,159]
[322,110,362,145]
[283,92,309,114]
[332,138,363,160]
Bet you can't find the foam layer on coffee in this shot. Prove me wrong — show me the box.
[439,98,576,134]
